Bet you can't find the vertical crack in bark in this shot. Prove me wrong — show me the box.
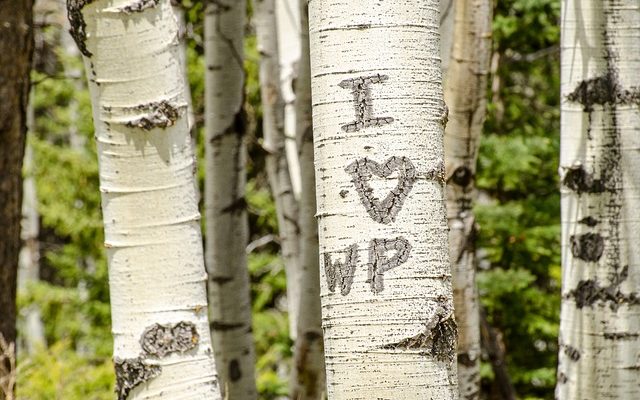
[338,74,394,132]
[367,236,412,293]
[324,244,358,295]
[345,157,417,224]
[114,357,161,400]
[140,321,200,358]
[380,314,457,362]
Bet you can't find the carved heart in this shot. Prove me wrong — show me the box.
[345,156,417,224]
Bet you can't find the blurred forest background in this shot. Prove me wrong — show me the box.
[16,0,560,398]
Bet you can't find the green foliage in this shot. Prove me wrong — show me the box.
[476,0,561,398]
[16,341,113,400]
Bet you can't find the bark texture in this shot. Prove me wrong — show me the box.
[557,1,640,399]
[69,1,220,398]
[255,0,301,340]
[0,0,33,393]
[309,1,458,398]
[204,1,257,399]
[443,0,492,398]
[290,1,325,398]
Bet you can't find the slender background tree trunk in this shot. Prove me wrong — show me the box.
[557,1,640,399]
[309,1,458,398]
[0,0,33,395]
[290,1,325,398]
[68,1,221,398]
[204,1,257,399]
[443,0,493,398]
[255,0,301,342]
[276,0,302,201]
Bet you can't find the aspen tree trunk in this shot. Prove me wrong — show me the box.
[309,1,458,398]
[255,0,301,340]
[557,1,640,399]
[67,1,220,398]
[0,1,33,394]
[17,98,46,354]
[290,0,325,398]
[443,1,492,399]
[276,0,302,200]
[204,1,257,399]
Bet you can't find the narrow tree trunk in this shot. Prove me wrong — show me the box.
[309,1,458,398]
[443,1,492,399]
[290,0,325,398]
[255,0,301,341]
[0,1,33,395]
[276,0,302,201]
[204,1,257,399]
[67,1,221,398]
[479,310,516,400]
[557,1,640,399]
[18,102,46,354]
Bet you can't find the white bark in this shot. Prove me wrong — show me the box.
[255,0,301,342]
[276,0,302,199]
[309,1,458,398]
[68,1,220,398]
[18,94,46,354]
[204,1,257,399]
[290,1,325,398]
[557,1,640,399]
[443,1,492,399]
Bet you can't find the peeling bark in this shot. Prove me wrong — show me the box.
[0,1,33,395]
[442,0,492,398]
[557,2,640,399]
[204,0,256,398]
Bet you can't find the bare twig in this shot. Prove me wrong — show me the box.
[0,334,16,400]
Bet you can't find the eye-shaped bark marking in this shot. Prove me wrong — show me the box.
[338,74,394,132]
[380,313,457,362]
[345,157,417,224]
[114,357,161,400]
[140,321,200,358]
[324,244,358,296]
[570,233,605,262]
[367,236,412,293]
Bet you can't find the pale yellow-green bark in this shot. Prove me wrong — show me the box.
[557,1,640,399]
